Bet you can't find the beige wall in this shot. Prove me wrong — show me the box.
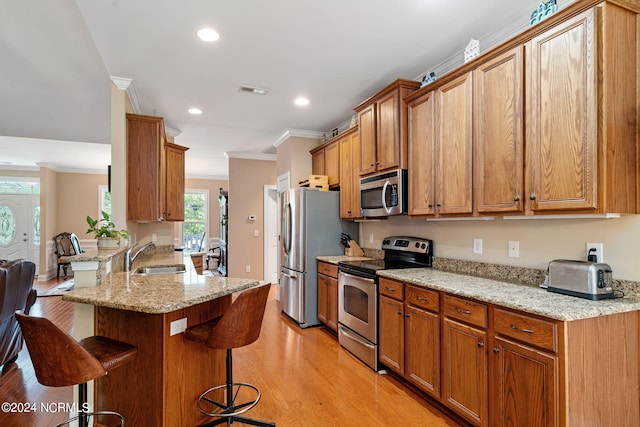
[39,167,58,275]
[56,172,107,238]
[359,214,640,282]
[276,136,322,186]
[228,158,277,279]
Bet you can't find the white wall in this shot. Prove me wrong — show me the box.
[360,214,640,281]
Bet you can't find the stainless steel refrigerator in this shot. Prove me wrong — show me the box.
[280,188,358,328]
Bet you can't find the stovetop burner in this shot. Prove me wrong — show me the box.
[338,236,433,279]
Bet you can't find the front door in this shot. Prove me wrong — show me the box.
[0,195,31,261]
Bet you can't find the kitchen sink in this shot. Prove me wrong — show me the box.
[132,264,186,276]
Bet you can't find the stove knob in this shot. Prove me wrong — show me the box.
[421,243,426,249]
[415,242,420,248]
[383,239,389,245]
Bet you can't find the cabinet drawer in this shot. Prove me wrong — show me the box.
[317,261,338,278]
[379,278,404,300]
[443,294,487,328]
[405,286,439,313]
[494,308,557,353]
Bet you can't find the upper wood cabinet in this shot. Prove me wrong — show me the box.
[474,46,524,214]
[338,127,361,219]
[407,73,473,216]
[126,114,189,222]
[310,138,340,188]
[525,3,638,214]
[355,79,420,176]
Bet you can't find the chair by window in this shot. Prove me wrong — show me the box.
[53,232,83,279]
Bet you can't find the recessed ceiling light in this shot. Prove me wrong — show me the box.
[294,97,310,106]
[197,28,220,42]
[188,108,203,115]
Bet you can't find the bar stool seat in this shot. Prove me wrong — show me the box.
[16,312,138,427]
[184,283,275,427]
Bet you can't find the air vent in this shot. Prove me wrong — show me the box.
[239,85,270,95]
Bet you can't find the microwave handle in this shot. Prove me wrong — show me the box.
[382,180,391,214]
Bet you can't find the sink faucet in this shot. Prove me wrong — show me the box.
[124,241,156,272]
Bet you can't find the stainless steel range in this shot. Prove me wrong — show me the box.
[337,236,433,371]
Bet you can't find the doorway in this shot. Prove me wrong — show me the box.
[264,185,278,286]
[0,194,35,262]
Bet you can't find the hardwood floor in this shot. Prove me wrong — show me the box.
[0,280,464,426]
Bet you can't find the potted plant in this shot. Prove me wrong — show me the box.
[86,211,129,250]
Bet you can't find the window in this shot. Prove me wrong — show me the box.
[183,190,208,253]
[99,185,111,216]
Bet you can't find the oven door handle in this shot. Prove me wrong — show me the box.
[339,271,375,284]
[339,326,375,350]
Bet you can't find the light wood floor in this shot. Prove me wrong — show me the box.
[0,279,465,426]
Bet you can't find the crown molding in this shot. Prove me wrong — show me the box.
[225,152,277,161]
[110,76,142,114]
[272,128,324,148]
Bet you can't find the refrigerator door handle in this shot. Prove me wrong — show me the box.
[283,202,292,255]
[281,271,298,279]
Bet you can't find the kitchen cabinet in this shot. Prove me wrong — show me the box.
[491,308,558,427]
[339,127,361,219]
[407,73,473,216]
[474,46,524,214]
[378,278,404,373]
[379,280,441,398]
[310,139,339,188]
[525,3,638,214]
[126,113,189,222]
[442,295,488,426]
[317,261,338,331]
[355,79,420,176]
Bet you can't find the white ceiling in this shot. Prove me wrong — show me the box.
[0,0,556,179]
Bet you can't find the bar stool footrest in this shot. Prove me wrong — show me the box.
[197,382,261,418]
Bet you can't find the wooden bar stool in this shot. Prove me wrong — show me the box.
[15,312,138,427]
[184,283,275,427]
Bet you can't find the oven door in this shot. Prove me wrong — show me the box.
[338,271,377,343]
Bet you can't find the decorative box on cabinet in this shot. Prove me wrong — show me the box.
[310,139,339,188]
[126,114,189,222]
[354,79,420,176]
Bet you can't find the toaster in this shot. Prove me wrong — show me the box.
[547,259,614,300]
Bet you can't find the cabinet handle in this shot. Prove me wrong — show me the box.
[397,311,402,315]
[529,195,537,201]
[513,196,520,202]
[415,296,428,301]
[428,204,433,208]
[493,348,499,353]
[405,314,410,318]
[385,287,396,292]
[477,342,484,348]
[510,324,535,334]
[436,203,442,207]
[455,307,472,315]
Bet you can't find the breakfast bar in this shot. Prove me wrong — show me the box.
[63,251,260,427]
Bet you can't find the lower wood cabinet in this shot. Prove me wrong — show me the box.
[317,261,338,331]
[378,279,640,427]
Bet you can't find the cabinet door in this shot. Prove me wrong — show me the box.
[526,9,597,212]
[405,306,440,398]
[324,140,340,187]
[127,115,162,221]
[474,47,524,213]
[408,90,436,216]
[311,150,325,176]
[376,90,400,171]
[358,104,377,176]
[339,131,361,219]
[436,73,473,215]
[379,295,404,374]
[317,273,329,326]
[492,337,557,427]
[443,317,488,426]
[164,143,187,221]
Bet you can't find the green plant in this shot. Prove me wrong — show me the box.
[86,211,129,239]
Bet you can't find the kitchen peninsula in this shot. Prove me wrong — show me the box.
[62,248,260,427]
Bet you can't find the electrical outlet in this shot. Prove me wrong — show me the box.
[508,240,520,258]
[473,238,483,254]
[586,243,603,263]
[245,265,251,273]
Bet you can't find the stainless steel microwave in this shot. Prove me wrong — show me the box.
[359,169,407,217]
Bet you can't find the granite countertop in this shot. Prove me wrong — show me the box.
[316,255,374,264]
[62,252,259,314]
[379,268,640,322]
